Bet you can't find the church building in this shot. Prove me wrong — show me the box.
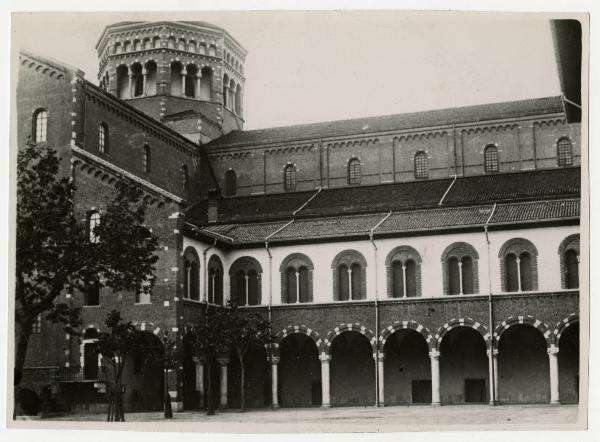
[16,20,581,413]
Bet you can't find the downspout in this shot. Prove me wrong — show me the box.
[438,174,457,206]
[264,240,274,408]
[484,203,497,405]
[202,239,217,303]
[369,211,392,407]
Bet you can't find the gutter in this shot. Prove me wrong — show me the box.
[484,202,497,405]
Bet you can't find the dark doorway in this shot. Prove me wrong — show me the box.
[279,333,321,407]
[411,380,432,404]
[465,379,486,403]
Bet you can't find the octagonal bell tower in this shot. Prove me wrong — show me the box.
[96,21,246,142]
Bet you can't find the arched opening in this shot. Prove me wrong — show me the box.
[130,63,144,97]
[222,74,229,108]
[439,327,488,404]
[228,346,270,408]
[198,43,206,55]
[200,67,213,100]
[348,158,361,185]
[116,65,129,99]
[414,151,428,179]
[279,334,321,407]
[145,60,158,96]
[338,264,350,301]
[557,137,573,167]
[184,64,197,98]
[188,40,197,53]
[383,329,431,405]
[283,164,297,191]
[124,331,164,412]
[123,40,131,52]
[498,324,549,403]
[207,255,224,305]
[133,39,142,51]
[143,38,152,50]
[565,249,579,289]
[208,45,216,57]
[82,328,99,380]
[235,84,242,115]
[224,169,237,196]
[183,247,200,301]
[230,257,263,306]
[177,38,186,51]
[505,253,519,292]
[170,61,183,96]
[558,322,579,403]
[114,42,122,54]
[484,145,499,173]
[167,37,175,49]
[152,36,161,48]
[98,122,109,154]
[330,331,375,406]
[32,108,48,143]
[229,80,236,111]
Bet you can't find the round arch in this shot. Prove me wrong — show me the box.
[554,313,579,347]
[493,315,551,349]
[379,320,434,350]
[273,325,322,357]
[434,317,491,350]
[279,253,314,272]
[229,256,263,275]
[498,237,538,259]
[323,322,377,356]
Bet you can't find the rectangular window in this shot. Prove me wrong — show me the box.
[32,314,42,334]
[84,281,100,306]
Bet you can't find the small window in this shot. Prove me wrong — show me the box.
[98,123,109,154]
[84,280,100,306]
[557,137,573,167]
[414,151,428,179]
[348,158,361,185]
[181,164,189,191]
[88,211,101,243]
[142,143,150,173]
[484,145,499,173]
[33,109,48,143]
[32,314,42,334]
[225,169,237,196]
[284,164,297,191]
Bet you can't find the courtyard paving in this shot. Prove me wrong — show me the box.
[19,404,582,432]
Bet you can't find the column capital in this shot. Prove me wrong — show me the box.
[217,357,230,366]
[429,349,441,359]
[486,348,499,357]
[271,356,280,365]
[319,353,330,362]
[547,345,559,355]
[374,352,385,362]
[192,355,206,365]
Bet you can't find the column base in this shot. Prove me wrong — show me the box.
[489,400,500,406]
[321,404,331,408]
[219,404,228,409]
[170,401,183,412]
[550,400,561,406]
[271,404,280,409]
[430,402,441,407]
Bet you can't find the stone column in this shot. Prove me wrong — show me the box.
[548,344,560,405]
[224,85,229,108]
[516,256,522,292]
[192,356,206,408]
[429,349,441,406]
[181,67,187,96]
[196,72,202,99]
[127,68,133,99]
[271,356,280,408]
[458,260,464,295]
[217,357,229,408]
[320,353,331,407]
[142,67,148,96]
[487,348,499,405]
[402,263,407,298]
[295,271,300,304]
[348,268,353,301]
[376,353,385,406]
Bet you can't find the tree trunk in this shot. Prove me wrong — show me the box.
[206,350,215,415]
[163,367,172,418]
[239,350,245,412]
[14,318,32,419]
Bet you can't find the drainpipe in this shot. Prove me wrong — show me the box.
[264,241,274,408]
[369,211,392,407]
[484,203,497,405]
[202,239,217,303]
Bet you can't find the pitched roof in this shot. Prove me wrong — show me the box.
[195,198,579,245]
[185,167,580,226]
[206,96,565,149]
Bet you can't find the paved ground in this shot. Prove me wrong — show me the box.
[15,404,582,432]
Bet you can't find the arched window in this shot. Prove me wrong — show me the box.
[153,36,161,49]
[183,247,200,301]
[442,242,480,295]
[98,122,109,154]
[134,39,142,51]
[131,63,144,97]
[499,238,538,292]
[280,253,314,304]
[84,280,100,306]
[207,255,224,305]
[200,67,213,100]
[332,250,367,301]
[222,74,229,108]
[229,257,263,306]
[184,64,197,98]
[348,158,361,185]
[235,84,243,116]
[225,169,237,196]
[144,38,152,50]
[558,234,580,289]
[142,142,150,173]
[208,45,216,57]
[386,246,422,298]
[33,109,48,143]
[181,164,189,191]
[177,39,186,51]
[87,211,101,243]
[414,151,428,179]
[116,65,129,99]
[284,164,297,191]
[557,137,573,167]
[484,144,499,173]
[198,43,206,55]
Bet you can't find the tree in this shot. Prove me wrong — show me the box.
[15,144,159,392]
[185,305,230,415]
[220,302,270,411]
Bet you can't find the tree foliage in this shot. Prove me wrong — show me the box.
[15,143,159,375]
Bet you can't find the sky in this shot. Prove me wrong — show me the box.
[12,11,562,130]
